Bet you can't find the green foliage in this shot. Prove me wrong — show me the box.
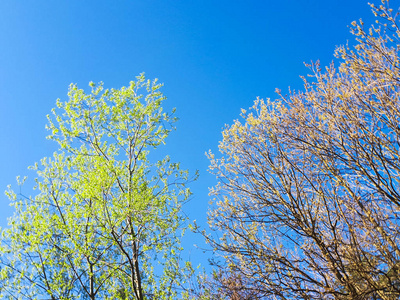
[0,74,195,299]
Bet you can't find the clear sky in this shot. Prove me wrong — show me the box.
[0,0,376,269]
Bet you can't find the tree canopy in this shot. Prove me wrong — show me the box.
[0,74,195,300]
[207,1,400,299]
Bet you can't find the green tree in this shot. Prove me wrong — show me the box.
[207,1,400,299]
[0,74,195,299]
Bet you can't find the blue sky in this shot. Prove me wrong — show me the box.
[0,0,376,269]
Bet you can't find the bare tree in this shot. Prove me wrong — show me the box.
[207,1,400,299]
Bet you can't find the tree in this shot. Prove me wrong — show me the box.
[207,1,400,299]
[0,74,195,299]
